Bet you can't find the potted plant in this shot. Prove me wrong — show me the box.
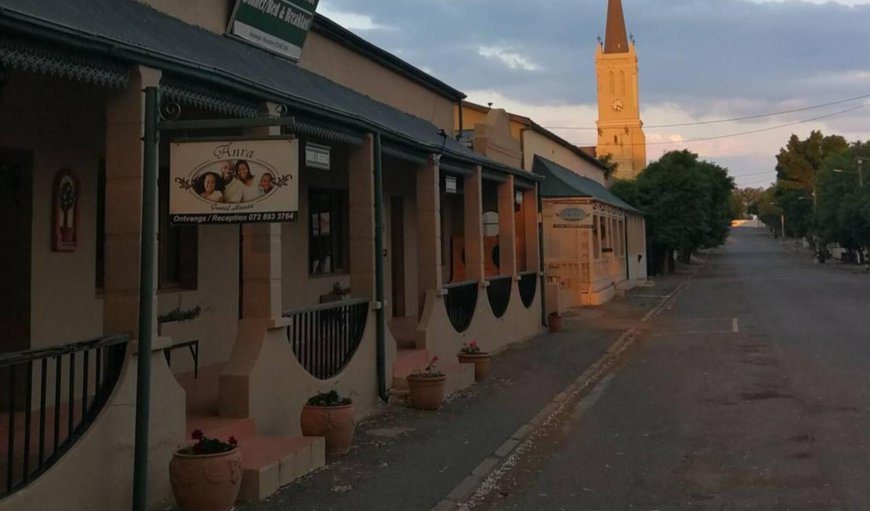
[300,390,355,457]
[457,341,491,381]
[406,356,447,410]
[169,429,241,511]
[548,311,562,333]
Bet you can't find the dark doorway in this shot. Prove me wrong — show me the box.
[390,197,406,318]
[0,148,32,355]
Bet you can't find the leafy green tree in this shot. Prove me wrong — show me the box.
[597,154,619,179]
[612,150,735,274]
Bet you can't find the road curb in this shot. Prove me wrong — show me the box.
[429,274,694,511]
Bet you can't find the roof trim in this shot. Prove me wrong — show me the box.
[312,14,466,102]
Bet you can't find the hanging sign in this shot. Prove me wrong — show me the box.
[305,143,331,170]
[51,169,79,251]
[170,139,299,225]
[228,0,320,61]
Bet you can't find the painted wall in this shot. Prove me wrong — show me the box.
[522,130,607,185]
[299,33,456,133]
[0,71,106,349]
[382,161,420,319]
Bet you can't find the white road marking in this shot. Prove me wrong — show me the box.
[733,318,740,333]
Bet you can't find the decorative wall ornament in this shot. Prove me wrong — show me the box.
[51,168,79,252]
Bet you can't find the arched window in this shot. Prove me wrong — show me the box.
[619,70,626,97]
[609,71,615,96]
[613,135,618,144]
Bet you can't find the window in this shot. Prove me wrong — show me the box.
[95,159,106,292]
[158,166,198,289]
[309,188,349,275]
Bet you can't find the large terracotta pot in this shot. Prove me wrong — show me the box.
[548,313,562,333]
[169,448,242,511]
[300,403,356,456]
[457,352,491,381]
[407,374,447,410]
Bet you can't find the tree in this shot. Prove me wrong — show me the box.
[774,130,848,239]
[597,153,619,179]
[612,150,735,274]
[734,187,765,217]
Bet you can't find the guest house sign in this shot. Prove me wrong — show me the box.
[552,205,593,229]
[228,0,320,61]
[169,139,299,225]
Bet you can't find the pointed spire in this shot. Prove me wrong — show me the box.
[604,0,629,54]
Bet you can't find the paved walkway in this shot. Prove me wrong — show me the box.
[240,269,693,511]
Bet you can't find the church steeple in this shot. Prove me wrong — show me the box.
[595,0,646,179]
[604,0,629,54]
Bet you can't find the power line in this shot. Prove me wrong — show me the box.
[542,91,870,130]
[575,103,868,147]
[730,169,777,178]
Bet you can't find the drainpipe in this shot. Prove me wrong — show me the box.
[624,214,630,281]
[457,98,464,140]
[537,183,547,327]
[373,132,388,402]
[132,86,159,511]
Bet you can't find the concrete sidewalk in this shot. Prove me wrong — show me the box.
[238,269,694,511]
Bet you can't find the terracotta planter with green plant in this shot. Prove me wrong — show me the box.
[169,430,241,511]
[300,390,355,457]
[406,356,447,410]
[456,340,491,381]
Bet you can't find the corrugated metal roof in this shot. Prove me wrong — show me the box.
[0,0,537,180]
[533,156,641,213]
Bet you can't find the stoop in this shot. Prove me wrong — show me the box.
[236,436,325,502]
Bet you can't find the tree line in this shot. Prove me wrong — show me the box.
[745,130,870,262]
[611,150,736,275]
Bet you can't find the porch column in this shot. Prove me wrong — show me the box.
[104,65,161,338]
[523,185,540,272]
[241,103,285,320]
[349,134,376,300]
[497,174,517,277]
[463,166,485,283]
[417,154,443,305]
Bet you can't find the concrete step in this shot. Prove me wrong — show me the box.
[236,436,326,502]
[186,415,257,443]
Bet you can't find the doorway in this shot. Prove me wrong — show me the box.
[390,196,406,318]
[0,148,32,355]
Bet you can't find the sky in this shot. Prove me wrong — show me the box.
[316,0,870,188]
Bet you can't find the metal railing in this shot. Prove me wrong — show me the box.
[519,271,538,309]
[0,334,130,497]
[444,281,479,333]
[283,298,369,380]
[486,276,513,319]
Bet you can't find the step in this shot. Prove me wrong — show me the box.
[186,415,257,443]
[236,436,326,502]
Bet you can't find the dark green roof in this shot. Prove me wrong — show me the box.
[533,156,641,213]
[0,0,537,181]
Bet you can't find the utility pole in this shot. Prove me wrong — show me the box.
[781,212,785,242]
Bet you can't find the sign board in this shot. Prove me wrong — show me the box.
[305,142,331,170]
[228,0,320,61]
[170,139,299,225]
[552,205,593,229]
[445,176,458,194]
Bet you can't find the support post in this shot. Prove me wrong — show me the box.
[497,175,517,277]
[373,133,387,401]
[464,166,485,283]
[132,86,158,511]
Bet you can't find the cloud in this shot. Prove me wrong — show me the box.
[477,46,540,71]
[317,0,870,188]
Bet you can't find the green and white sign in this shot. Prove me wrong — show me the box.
[228,0,320,61]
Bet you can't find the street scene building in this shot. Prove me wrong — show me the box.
[3,0,865,510]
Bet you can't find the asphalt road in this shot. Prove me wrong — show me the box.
[477,226,870,510]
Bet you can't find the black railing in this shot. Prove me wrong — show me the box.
[444,281,479,333]
[519,271,538,309]
[486,276,513,319]
[0,334,130,497]
[284,298,369,380]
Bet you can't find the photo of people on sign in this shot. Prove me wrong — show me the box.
[170,139,299,224]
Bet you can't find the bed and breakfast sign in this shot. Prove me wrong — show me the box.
[169,139,299,225]
[228,0,320,61]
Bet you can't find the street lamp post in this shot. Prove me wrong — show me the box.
[833,156,866,187]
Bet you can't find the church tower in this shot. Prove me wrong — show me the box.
[595,0,646,180]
